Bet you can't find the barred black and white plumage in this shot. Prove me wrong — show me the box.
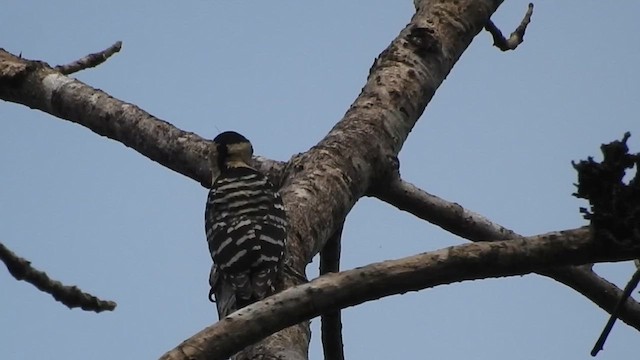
[205,131,287,309]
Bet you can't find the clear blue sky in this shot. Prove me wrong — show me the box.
[1,1,638,359]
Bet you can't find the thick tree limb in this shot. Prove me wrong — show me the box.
[160,227,640,360]
[210,2,511,357]
[370,178,640,330]
[279,0,507,269]
[0,241,116,312]
[319,224,345,360]
[485,3,534,51]
[54,41,123,75]
[0,49,283,188]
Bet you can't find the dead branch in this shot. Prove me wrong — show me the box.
[0,241,116,312]
[54,41,123,75]
[0,49,284,188]
[369,178,518,242]
[160,226,640,360]
[485,3,534,51]
[591,268,640,356]
[320,224,345,360]
[369,177,640,331]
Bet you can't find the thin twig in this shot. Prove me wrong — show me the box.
[591,268,640,356]
[55,41,123,75]
[320,223,345,360]
[0,241,116,312]
[369,177,640,331]
[485,3,534,51]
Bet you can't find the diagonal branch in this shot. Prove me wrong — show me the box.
[278,0,508,270]
[591,268,640,356]
[370,178,518,242]
[369,177,640,330]
[319,223,345,360]
[0,49,284,188]
[160,227,640,360]
[0,241,116,312]
[485,3,534,51]
[54,41,123,75]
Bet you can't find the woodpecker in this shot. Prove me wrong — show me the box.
[205,131,287,309]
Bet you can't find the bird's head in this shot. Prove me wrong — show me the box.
[212,131,254,171]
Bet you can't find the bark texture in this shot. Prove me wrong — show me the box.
[208,2,509,357]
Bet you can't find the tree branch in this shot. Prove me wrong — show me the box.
[319,224,345,360]
[54,41,123,75]
[369,178,518,242]
[0,241,116,312]
[0,49,284,188]
[160,227,640,360]
[485,3,534,51]
[279,0,507,270]
[591,268,640,356]
[369,177,640,331]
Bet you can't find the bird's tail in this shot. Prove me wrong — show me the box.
[251,267,277,301]
[227,271,253,308]
[228,266,278,309]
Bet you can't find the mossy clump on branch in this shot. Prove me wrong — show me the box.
[573,132,640,249]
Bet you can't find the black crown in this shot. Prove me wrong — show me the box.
[214,131,249,146]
